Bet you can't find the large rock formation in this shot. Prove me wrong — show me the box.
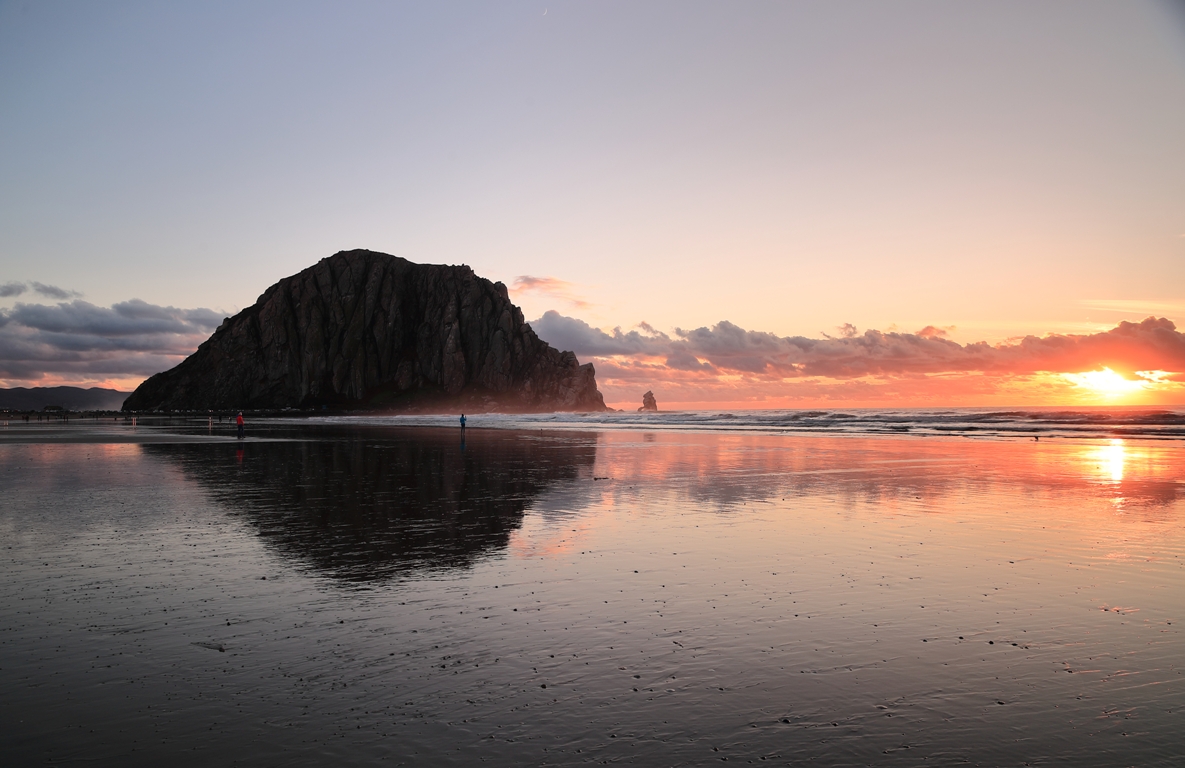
[123,250,607,412]
[638,391,658,412]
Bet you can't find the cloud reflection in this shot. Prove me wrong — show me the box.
[584,432,1183,515]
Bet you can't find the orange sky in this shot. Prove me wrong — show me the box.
[2,307,1183,409]
[519,309,1185,409]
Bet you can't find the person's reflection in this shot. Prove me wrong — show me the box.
[147,428,597,582]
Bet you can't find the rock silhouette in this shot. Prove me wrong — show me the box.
[639,390,658,412]
[123,250,606,412]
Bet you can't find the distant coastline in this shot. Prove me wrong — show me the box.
[0,386,129,412]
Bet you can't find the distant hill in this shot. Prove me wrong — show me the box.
[0,387,130,411]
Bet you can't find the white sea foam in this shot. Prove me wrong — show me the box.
[273,406,1185,440]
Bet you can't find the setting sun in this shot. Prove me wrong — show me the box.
[1063,367,1152,398]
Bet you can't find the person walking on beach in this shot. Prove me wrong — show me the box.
[460,413,467,432]
[236,411,245,440]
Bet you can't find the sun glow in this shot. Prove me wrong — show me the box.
[1062,368,1156,398]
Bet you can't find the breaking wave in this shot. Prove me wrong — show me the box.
[284,406,1185,441]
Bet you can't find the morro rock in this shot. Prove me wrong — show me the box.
[123,250,607,412]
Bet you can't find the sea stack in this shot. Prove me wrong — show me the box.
[638,390,658,412]
[123,250,607,412]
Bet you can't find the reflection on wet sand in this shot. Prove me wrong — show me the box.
[1097,438,1126,483]
[586,431,1185,513]
[151,429,1185,579]
[4,425,1184,767]
[502,431,1185,570]
[145,427,598,582]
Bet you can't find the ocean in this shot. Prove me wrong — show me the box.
[281,405,1185,440]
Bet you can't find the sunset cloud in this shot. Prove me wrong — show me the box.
[916,325,953,339]
[528,311,670,357]
[509,276,590,309]
[530,312,1185,407]
[2,298,1182,405]
[533,312,1185,378]
[0,299,224,388]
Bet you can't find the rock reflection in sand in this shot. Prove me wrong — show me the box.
[145,427,598,582]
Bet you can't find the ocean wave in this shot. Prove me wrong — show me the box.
[273,406,1185,440]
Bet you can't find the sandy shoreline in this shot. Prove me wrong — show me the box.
[2,423,1182,766]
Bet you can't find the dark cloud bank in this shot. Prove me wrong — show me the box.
[0,299,223,383]
[530,311,1185,379]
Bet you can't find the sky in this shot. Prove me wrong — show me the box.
[1,0,1184,407]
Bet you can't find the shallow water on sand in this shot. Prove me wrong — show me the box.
[1,422,1183,766]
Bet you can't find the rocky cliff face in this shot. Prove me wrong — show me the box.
[123,250,607,412]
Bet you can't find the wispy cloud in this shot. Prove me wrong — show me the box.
[510,275,589,309]
[1080,299,1185,316]
[0,282,84,300]
[30,282,83,299]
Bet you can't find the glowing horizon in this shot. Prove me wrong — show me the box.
[3,300,1183,409]
[541,313,1185,409]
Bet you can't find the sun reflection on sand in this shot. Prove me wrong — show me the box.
[502,432,1185,562]
[1102,439,1125,483]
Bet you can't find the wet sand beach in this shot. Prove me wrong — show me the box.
[1,421,1183,766]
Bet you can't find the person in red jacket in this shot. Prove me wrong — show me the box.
[236,412,245,440]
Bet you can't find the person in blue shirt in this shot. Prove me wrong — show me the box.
[459,413,467,432]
